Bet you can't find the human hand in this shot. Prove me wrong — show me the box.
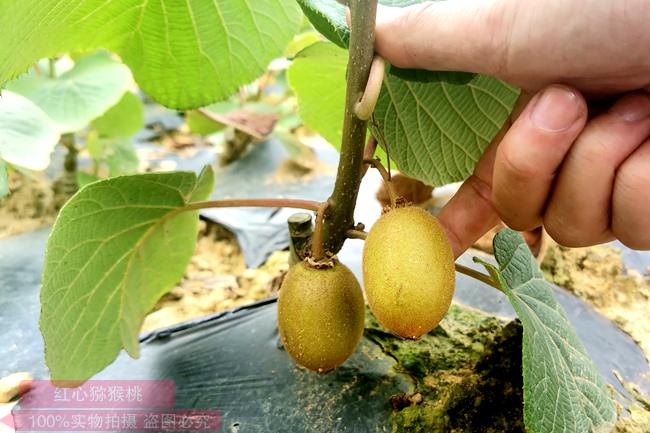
[373,1,650,255]
[375,0,650,95]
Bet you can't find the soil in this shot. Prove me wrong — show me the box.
[365,304,526,433]
[541,243,650,363]
[141,220,289,332]
[269,154,335,185]
[0,172,56,239]
[614,404,650,433]
[369,303,650,432]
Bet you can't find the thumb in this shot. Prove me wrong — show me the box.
[375,1,509,75]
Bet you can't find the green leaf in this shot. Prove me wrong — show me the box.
[0,0,302,110]
[287,42,389,164]
[0,90,60,170]
[374,70,518,185]
[86,131,139,177]
[185,101,238,136]
[284,31,323,58]
[288,42,516,184]
[76,171,101,188]
[0,159,8,198]
[297,0,348,48]
[287,42,347,150]
[475,230,616,433]
[91,92,144,138]
[297,1,517,185]
[105,138,140,177]
[7,54,131,133]
[40,167,215,381]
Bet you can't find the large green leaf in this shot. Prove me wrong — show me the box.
[105,138,140,177]
[288,42,517,185]
[288,42,390,163]
[7,54,131,133]
[186,101,238,136]
[287,42,347,149]
[0,0,302,109]
[91,91,144,138]
[375,70,518,185]
[475,230,616,433]
[87,133,140,177]
[297,0,348,48]
[0,90,60,170]
[40,167,214,381]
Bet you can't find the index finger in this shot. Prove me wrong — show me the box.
[437,92,531,257]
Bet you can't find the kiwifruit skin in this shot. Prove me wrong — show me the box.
[363,206,455,339]
[278,261,365,373]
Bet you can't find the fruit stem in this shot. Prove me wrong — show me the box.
[364,158,397,207]
[363,136,378,162]
[454,264,503,292]
[370,113,392,179]
[320,0,378,255]
[312,202,329,261]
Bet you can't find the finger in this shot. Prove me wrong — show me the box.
[438,93,531,258]
[374,1,509,75]
[437,142,501,258]
[544,92,650,246]
[492,85,588,231]
[612,138,650,249]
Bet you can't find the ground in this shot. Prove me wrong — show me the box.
[141,220,290,332]
[541,243,650,363]
[0,172,55,239]
[1,139,649,431]
[366,305,525,433]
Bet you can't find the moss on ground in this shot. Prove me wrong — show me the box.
[365,303,525,433]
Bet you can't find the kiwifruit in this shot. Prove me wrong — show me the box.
[363,206,455,339]
[277,260,365,373]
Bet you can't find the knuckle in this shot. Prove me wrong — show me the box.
[614,225,650,250]
[574,124,611,165]
[499,211,537,232]
[617,157,650,195]
[465,174,493,205]
[500,146,541,181]
[543,214,585,248]
[495,202,540,232]
[543,214,609,248]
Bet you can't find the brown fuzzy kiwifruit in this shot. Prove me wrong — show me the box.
[277,260,365,373]
[363,206,455,339]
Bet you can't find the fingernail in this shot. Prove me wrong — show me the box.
[609,93,650,122]
[530,86,583,132]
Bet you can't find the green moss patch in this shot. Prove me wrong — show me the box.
[365,303,525,433]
